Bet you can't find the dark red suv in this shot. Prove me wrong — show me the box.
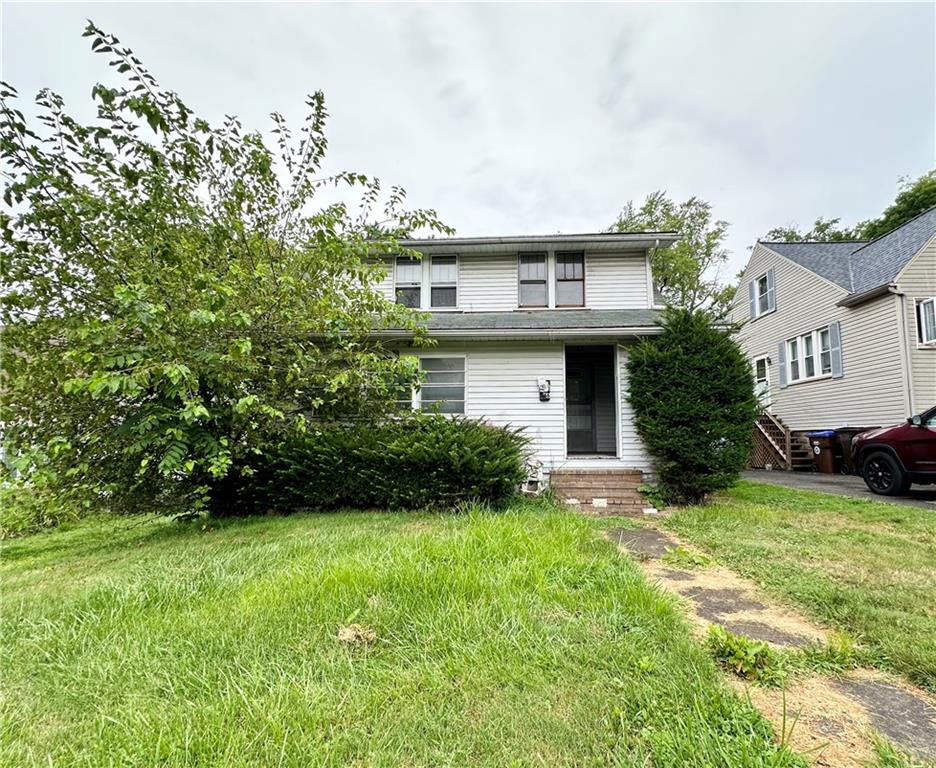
[853,405,936,495]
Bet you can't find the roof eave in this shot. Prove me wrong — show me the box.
[374,326,663,340]
[836,283,900,308]
[396,232,679,254]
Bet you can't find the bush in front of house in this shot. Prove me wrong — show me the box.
[627,308,758,505]
[209,414,529,515]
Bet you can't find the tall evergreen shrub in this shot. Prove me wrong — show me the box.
[627,308,758,505]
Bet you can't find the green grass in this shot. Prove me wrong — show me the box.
[0,498,803,767]
[664,481,936,693]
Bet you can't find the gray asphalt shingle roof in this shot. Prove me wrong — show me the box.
[760,206,936,296]
[849,206,936,293]
[760,241,863,291]
[385,308,663,332]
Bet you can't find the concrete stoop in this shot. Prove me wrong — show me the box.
[609,526,936,767]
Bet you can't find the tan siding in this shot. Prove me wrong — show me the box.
[585,252,651,309]
[896,238,936,411]
[732,244,907,430]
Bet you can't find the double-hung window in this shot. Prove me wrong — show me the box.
[918,297,936,345]
[417,357,465,414]
[756,273,770,316]
[555,252,585,307]
[519,254,547,307]
[430,256,457,308]
[395,257,421,308]
[787,325,834,383]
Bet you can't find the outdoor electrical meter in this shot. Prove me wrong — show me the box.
[537,377,551,402]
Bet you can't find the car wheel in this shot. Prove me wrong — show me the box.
[862,451,910,496]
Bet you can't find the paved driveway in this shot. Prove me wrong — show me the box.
[743,469,936,511]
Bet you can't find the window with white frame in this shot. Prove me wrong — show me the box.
[430,256,457,308]
[519,253,547,307]
[918,297,936,345]
[417,357,465,414]
[555,252,585,306]
[787,326,833,383]
[395,257,421,308]
[756,273,770,316]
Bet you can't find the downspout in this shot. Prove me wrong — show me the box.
[896,293,915,415]
[648,238,660,306]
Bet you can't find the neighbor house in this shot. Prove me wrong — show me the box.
[372,232,677,511]
[732,206,936,470]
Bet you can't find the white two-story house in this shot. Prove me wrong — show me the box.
[372,232,677,509]
[732,206,936,470]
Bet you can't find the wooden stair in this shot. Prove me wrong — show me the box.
[549,468,646,516]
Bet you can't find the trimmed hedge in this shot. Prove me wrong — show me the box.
[210,415,529,515]
[627,307,758,505]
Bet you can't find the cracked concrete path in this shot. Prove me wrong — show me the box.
[608,525,936,766]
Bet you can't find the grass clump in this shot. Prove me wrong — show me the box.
[661,545,715,569]
[1,497,805,767]
[708,625,783,684]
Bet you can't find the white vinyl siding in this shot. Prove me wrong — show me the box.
[585,252,652,309]
[617,345,652,471]
[397,341,651,474]
[457,254,519,310]
[407,250,651,311]
[732,243,907,430]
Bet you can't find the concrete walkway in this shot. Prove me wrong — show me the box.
[610,525,936,766]
[743,469,936,511]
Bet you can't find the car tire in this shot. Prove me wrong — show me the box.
[862,451,911,496]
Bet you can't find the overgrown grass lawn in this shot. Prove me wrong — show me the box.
[1,498,801,767]
[665,481,936,692]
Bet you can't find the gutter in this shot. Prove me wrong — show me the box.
[836,282,901,308]
[372,326,664,340]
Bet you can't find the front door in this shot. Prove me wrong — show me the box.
[565,345,616,455]
[754,355,771,409]
[566,364,596,453]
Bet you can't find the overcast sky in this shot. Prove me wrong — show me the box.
[3,2,934,277]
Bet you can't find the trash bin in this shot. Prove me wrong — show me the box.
[805,430,839,474]
[835,427,877,475]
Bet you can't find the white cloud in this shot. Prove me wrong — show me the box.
[3,2,933,275]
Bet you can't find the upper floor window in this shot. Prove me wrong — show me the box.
[518,254,547,307]
[555,252,584,307]
[749,268,776,319]
[395,257,421,308]
[918,297,936,345]
[430,256,457,308]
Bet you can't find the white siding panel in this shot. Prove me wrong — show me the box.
[585,252,650,309]
[618,345,652,471]
[458,255,518,311]
[731,244,907,430]
[374,258,394,302]
[896,238,936,411]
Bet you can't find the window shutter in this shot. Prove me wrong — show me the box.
[829,321,844,379]
[766,268,776,312]
[748,280,756,319]
[777,342,788,389]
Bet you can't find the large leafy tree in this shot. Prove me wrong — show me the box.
[609,191,734,314]
[861,170,936,240]
[763,216,861,243]
[764,170,936,242]
[1,23,451,516]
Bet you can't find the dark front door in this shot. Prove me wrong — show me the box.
[566,364,596,453]
[565,345,616,456]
